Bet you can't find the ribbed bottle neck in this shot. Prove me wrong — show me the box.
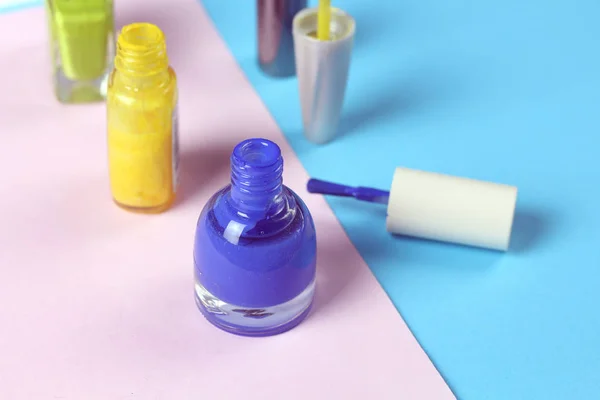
[229,139,285,214]
[114,23,169,78]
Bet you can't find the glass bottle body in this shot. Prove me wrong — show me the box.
[257,0,307,77]
[45,0,114,103]
[193,139,317,336]
[106,23,178,213]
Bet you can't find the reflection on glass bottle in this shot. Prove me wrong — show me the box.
[257,0,307,77]
[45,0,114,103]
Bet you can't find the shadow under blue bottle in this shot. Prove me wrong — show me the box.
[193,138,317,337]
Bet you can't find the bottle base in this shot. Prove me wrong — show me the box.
[258,60,296,78]
[194,278,315,337]
[112,197,175,214]
[54,67,109,104]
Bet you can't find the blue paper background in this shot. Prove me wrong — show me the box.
[3,0,599,398]
[202,1,600,398]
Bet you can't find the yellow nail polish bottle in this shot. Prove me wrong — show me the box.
[107,23,179,214]
[45,0,114,103]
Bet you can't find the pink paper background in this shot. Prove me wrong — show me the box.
[0,1,454,398]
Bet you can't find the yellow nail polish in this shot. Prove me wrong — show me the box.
[45,0,114,103]
[107,23,179,214]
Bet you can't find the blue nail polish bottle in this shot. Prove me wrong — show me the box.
[193,138,317,337]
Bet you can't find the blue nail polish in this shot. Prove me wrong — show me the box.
[194,138,317,337]
[307,178,390,205]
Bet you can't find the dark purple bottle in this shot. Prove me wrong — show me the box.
[257,0,307,77]
[194,138,317,336]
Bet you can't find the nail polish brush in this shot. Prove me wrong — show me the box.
[317,0,331,41]
[307,178,390,205]
[307,167,518,251]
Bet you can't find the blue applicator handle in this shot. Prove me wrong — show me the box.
[306,178,390,205]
